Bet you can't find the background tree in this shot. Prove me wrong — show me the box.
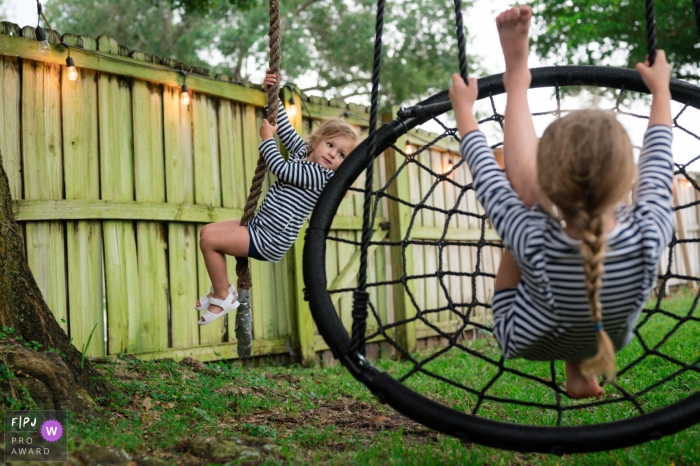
[46,0,476,105]
[532,0,700,81]
[0,153,111,412]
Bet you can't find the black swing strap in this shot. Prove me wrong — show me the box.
[349,0,470,357]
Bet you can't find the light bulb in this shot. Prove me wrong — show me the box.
[36,26,50,55]
[287,97,297,118]
[180,85,190,106]
[66,57,78,81]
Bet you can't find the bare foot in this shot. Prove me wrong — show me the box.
[496,5,532,89]
[566,361,604,399]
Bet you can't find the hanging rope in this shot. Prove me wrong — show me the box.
[645,0,657,65]
[234,0,281,358]
[453,0,468,82]
[350,0,385,357]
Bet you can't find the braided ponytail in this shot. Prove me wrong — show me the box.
[579,212,616,381]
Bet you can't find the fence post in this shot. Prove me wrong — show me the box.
[286,88,317,367]
[383,107,416,355]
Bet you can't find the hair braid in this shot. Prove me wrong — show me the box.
[579,212,616,381]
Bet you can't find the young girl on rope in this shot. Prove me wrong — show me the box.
[195,71,360,325]
[450,5,674,399]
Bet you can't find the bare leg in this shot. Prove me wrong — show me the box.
[566,361,604,399]
[198,220,250,321]
[497,5,539,205]
[494,6,538,291]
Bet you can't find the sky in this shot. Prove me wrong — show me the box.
[3,0,699,170]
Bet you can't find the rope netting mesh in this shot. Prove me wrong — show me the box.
[325,84,700,427]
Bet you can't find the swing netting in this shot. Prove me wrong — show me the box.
[303,67,700,453]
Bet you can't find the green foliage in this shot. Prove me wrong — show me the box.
[80,323,99,368]
[532,0,700,80]
[46,0,476,105]
[45,0,217,68]
[153,0,255,15]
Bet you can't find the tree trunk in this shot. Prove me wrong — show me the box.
[0,152,111,411]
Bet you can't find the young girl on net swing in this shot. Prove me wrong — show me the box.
[195,70,360,325]
[450,6,674,399]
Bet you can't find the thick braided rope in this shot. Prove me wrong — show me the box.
[645,0,657,66]
[350,0,386,356]
[235,0,281,290]
[453,0,468,82]
[351,0,385,353]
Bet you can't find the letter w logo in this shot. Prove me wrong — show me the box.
[46,427,58,436]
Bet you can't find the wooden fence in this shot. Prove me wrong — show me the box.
[1,22,697,366]
[0,22,489,365]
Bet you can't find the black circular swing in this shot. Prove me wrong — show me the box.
[303,0,700,454]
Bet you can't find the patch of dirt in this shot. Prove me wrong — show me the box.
[242,398,438,443]
[263,373,300,384]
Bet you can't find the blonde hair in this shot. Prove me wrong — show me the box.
[305,119,361,154]
[537,109,635,382]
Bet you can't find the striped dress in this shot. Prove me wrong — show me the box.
[460,126,674,361]
[248,105,333,262]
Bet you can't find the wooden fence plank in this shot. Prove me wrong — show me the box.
[163,84,199,348]
[443,156,462,323]
[21,51,69,343]
[98,35,139,355]
[238,104,266,342]
[384,110,416,354]
[192,92,225,344]
[62,34,104,351]
[0,53,21,199]
[132,73,169,352]
[418,150,438,324]
[430,149,449,323]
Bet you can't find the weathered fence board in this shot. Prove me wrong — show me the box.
[0,49,21,200]
[62,35,104,348]
[98,35,140,355]
[133,75,169,352]
[21,53,69,340]
[163,84,200,348]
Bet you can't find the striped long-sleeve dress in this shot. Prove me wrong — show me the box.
[460,126,674,361]
[248,105,333,262]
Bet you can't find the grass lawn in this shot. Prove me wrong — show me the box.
[5,288,700,465]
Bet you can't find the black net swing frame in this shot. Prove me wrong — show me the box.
[302,0,700,454]
[303,67,700,454]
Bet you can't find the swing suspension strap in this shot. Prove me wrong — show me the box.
[235,0,282,290]
[349,0,469,357]
[645,0,657,66]
[349,0,386,357]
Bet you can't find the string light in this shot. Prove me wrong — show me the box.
[66,56,78,81]
[287,96,297,118]
[35,3,50,55]
[180,70,190,106]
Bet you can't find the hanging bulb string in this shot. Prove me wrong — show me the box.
[36,0,62,46]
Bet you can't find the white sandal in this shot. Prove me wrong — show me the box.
[198,292,240,326]
[195,285,234,311]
